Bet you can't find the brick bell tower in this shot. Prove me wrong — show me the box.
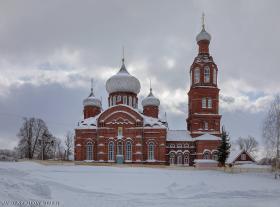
[187,14,221,137]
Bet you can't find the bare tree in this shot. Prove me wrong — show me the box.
[17,117,56,160]
[236,135,258,154]
[65,131,74,161]
[263,94,280,179]
[54,138,64,160]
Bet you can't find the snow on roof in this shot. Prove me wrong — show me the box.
[226,149,256,164]
[76,105,167,129]
[226,149,244,164]
[167,130,192,141]
[194,159,218,163]
[76,117,98,129]
[142,115,167,128]
[194,133,221,141]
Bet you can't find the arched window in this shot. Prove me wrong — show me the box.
[123,96,127,105]
[128,96,132,106]
[86,142,93,160]
[184,153,189,165]
[117,95,121,102]
[117,141,123,155]
[177,153,183,165]
[169,153,175,165]
[194,68,200,84]
[148,142,155,160]
[208,98,212,108]
[113,96,116,105]
[213,69,217,84]
[109,97,112,107]
[203,151,210,159]
[126,141,132,160]
[202,97,207,108]
[108,142,114,161]
[204,66,210,83]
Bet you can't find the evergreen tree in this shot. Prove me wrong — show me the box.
[218,126,231,166]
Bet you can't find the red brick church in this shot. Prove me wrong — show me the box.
[74,20,222,166]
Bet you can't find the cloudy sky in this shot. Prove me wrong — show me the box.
[0,0,279,150]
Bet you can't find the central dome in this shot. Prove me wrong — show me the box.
[106,59,141,94]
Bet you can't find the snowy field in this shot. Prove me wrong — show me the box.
[0,162,280,207]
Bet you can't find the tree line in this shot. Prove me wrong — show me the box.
[14,117,74,161]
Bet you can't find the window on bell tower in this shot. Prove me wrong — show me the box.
[194,68,200,84]
[202,97,207,108]
[213,69,217,84]
[208,98,212,108]
[204,66,210,83]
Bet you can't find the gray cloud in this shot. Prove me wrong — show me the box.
[0,0,279,148]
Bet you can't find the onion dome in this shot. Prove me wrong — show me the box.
[142,88,160,107]
[83,86,101,108]
[196,27,211,42]
[106,58,141,94]
[196,13,211,42]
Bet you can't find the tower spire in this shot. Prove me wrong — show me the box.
[202,12,205,29]
[122,46,125,64]
[89,78,95,96]
[149,79,152,93]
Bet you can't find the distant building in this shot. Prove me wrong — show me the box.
[74,18,222,166]
[226,149,256,165]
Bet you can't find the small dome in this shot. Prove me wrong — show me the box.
[83,90,102,108]
[142,88,160,107]
[106,59,141,94]
[196,27,211,42]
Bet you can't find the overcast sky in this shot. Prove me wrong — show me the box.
[0,0,279,150]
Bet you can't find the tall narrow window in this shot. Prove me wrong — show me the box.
[126,142,132,160]
[184,153,189,165]
[123,96,127,105]
[108,142,114,161]
[204,66,210,83]
[194,68,200,84]
[86,142,93,160]
[117,141,123,155]
[169,153,175,165]
[113,96,116,105]
[208,98,212,108]
[213,69,217,84]
[148,142,155,160]
[133,97,136,108]
[177,154,182,165]
[204,121,208,130]
[202,97,207,108]
[117,95,121,102]
[128,96,132,106]
[117,127,123,137]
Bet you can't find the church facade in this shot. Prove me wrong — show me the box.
[74,22,222,166]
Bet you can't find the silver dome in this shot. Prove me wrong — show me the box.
[142,88,160,107]
[83,90,102,108]
[196,27,211,42]
[106,59,141,94]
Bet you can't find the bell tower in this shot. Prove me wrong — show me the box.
[187,14,221,137]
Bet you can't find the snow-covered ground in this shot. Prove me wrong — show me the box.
[0,161,279,207]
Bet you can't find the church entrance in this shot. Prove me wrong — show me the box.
[116,141,124,164]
